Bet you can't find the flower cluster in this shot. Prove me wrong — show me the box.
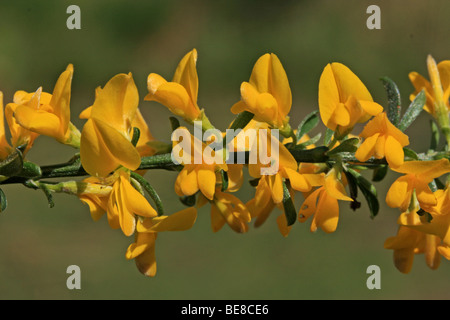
[0,50,449,277]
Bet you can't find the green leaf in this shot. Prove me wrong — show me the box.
[434,178,446,190]
[282,182,297,226]
[430,120,440,150]
[0,188,7,212]
[398,90,426,132]
[180,194,197,207]
[372,164,388,182]
[294,133,322,150]
[323,128,334,146]
[131,127,140,147]
[403,147,419,160]
[343,170,361,211]
[130,172,164,216]
[169,116,181,131]
[18,161,42,178]
[40,184,55,208]
[0,148,24,177]
[380,77,402,126]
[346,168,379,218]
[296,110,319,140]
[220,170,229,192]
[326,137,360,156]
[229,111,254,131]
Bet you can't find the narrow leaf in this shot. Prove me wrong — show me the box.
[131,127,140,147]
[0,148,23,177]
[343,171,361,211]
[0,188,7,212]
[430,120,440,150]
[403,147,419,160]
[326,137,360,156]
[323,128,334,146]
[169,116,181,131]
[398,90,426,132]
[229,111,254,131]
[346,168,379,218]
[372,164,388,182]
[220,170,229,192]
[282,182,296,226]
[380,77,402,126]
[130,172,164,216]
[296,110,319,140]
[180,194,197,207]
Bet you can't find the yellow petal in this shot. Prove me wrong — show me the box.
[79,194,107,221]
[210,204,226,233]
[284,167,311,192]
[90,73,139,132]
[139,207,197,232]
[178,166,199,196]
[50,64,73,136]
[13,104,62,140]
[330,62,373,103]
[197,166,216,200]
[384,135,405,168]
[120,174,157,219]
[324,168,352,201]
[392,159,450,181]
[267,53,292,117]
[315,191,339,233]
[79,106,92,119]
[276,213,291,237]
[146,80,198,120]
[172,49,198,104]
[298,187,321,223]
[318,64,341,130]
[385,176,410,209]
[355,133,379,162]
[80,119,120,177]
[358,100,383,117]
[268,173,284,204]
[91,119,141,172]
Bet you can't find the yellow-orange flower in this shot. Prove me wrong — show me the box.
[145,49,201,122]
[384,222,443,274]
[385,159,450,212]
[231,53,292,129]
[173,127,227,201]
[126,207,197,277]
[355,112,410,168]
[13,64,81,147]
[298,168,352,233]
[206,188,251,233]
[409,55,450,116]
[80,73,142,177]
[318,62,383,137]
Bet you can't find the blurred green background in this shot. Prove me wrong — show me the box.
[0,0,449,300]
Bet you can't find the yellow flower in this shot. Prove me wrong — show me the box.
[107,170,158,236]
[145,49,201,122]
[173,127,227,201]
[125,207,197,277]
[3,89,45,157]
[80,73,142,177]
[231,53,292,129]
[355,112,410,168]
[248,128,320,204]
[384,223,443,274]
[80,95,156,158]
[397,189,450,249]
[409,55,450,116]
[298,168,352,233]
[206,188,251,233]
[318,62,383,137]
[385,159,450,212]
[13,64,81,147]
